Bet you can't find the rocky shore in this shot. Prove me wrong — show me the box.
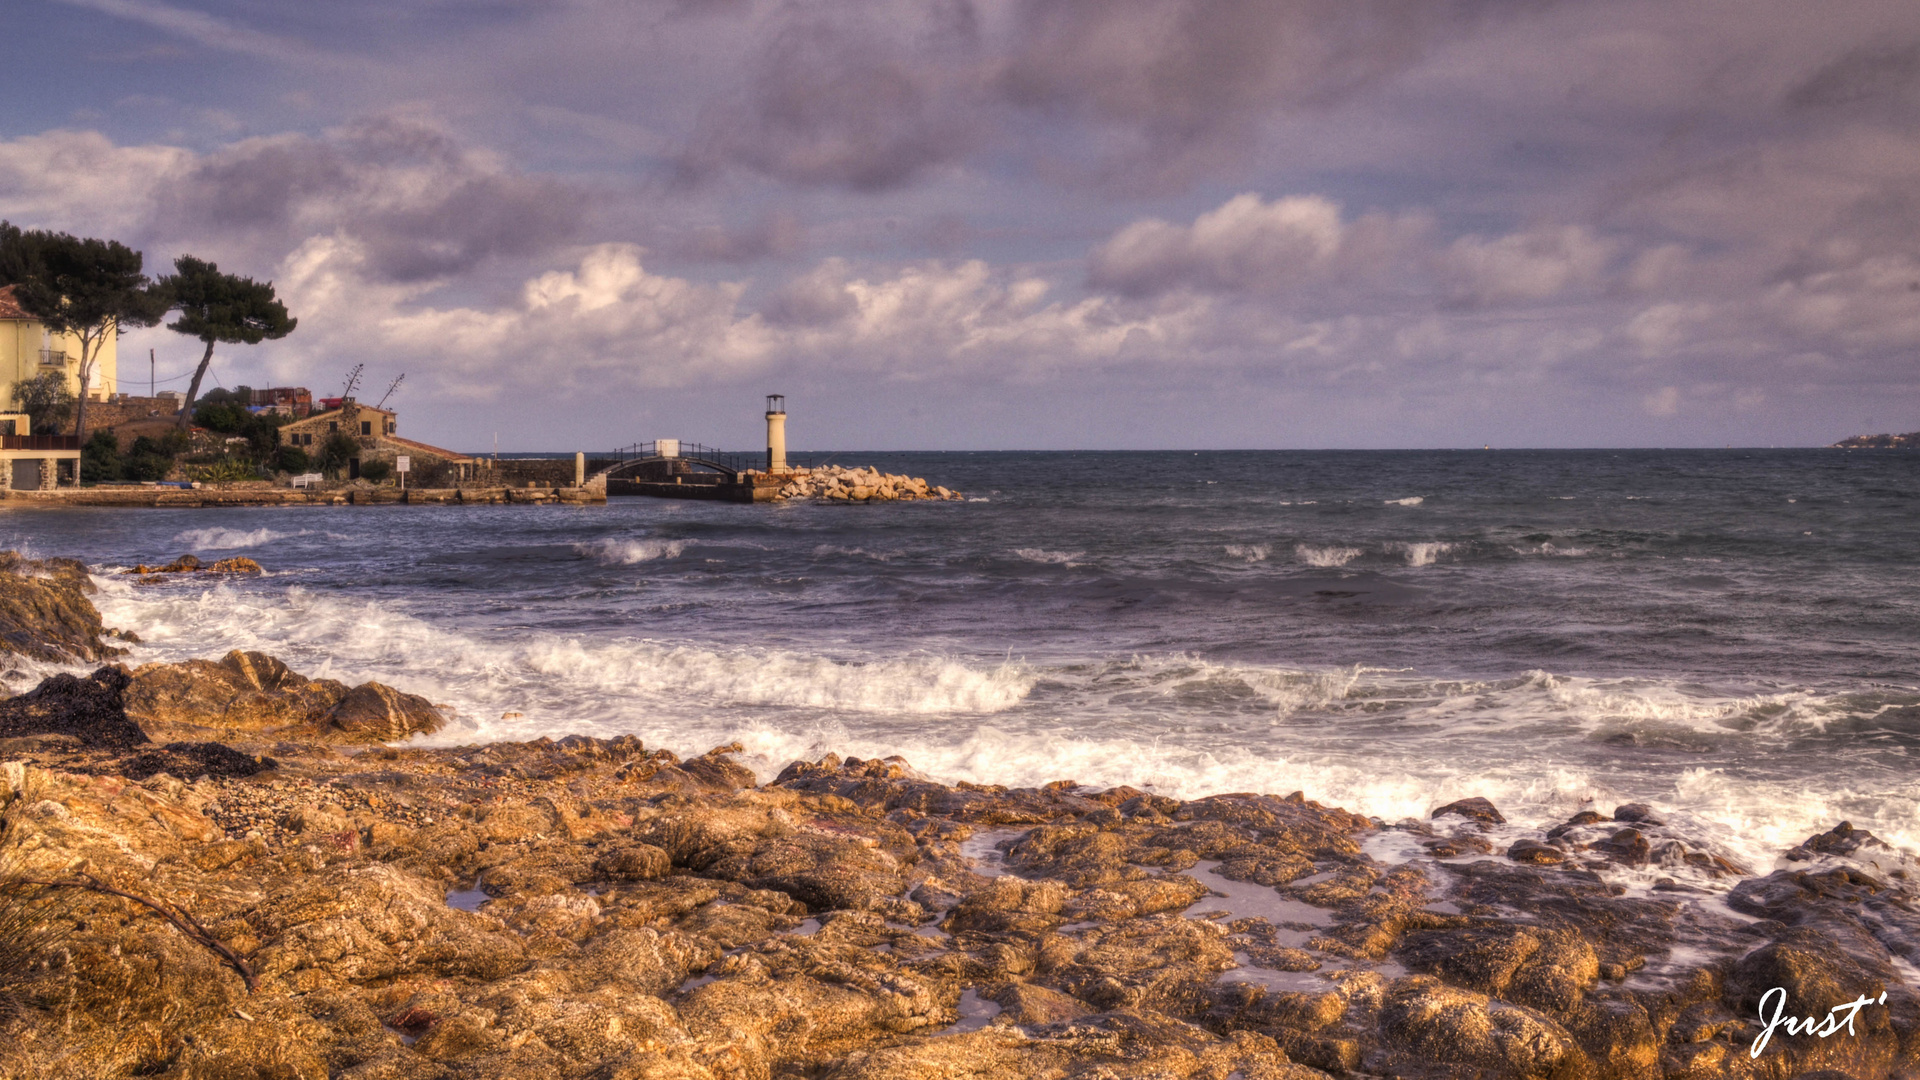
[1,554,1917,1079]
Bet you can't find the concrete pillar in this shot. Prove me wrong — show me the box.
[765,394,787,473]
[574,452,585,488]
[0,459,11,490]
[39,458,57,490]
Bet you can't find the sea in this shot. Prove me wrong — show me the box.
[5,448,1918,878]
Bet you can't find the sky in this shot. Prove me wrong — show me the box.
[4,0,1919,451]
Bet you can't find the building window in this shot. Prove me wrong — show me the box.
[328,421,338,432]
[361,421,372,436]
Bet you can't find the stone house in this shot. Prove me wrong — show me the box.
[278,398,474,482]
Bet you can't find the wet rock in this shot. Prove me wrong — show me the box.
[1432,796,1507,826]
[0,551,126,662]
[1787,821,1897,862]
[116,740,276,780]
[1593,828,1651,866]
[0,666,148,747]
[1611,803,1664,826]
[125,554,263,575]
[1510,839,1568,865]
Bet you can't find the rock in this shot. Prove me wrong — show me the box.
[1611,803,1663,825]
[1509,839,1567,865]
[0,551,125,662]
[1378,976,1593,1079]
[1592,828,1651,866]
[0,666,148,747]
[126,651,442,744]
[325,682,445,743]
[127,649,351,736]
[1787,821,1896,862]
[1433,796,1507,826]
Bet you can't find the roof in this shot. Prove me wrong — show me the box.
[0,284,33,320]
[385,434,474,464]
[286,404,396,428]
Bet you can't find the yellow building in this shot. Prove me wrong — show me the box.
[0,284,119,426]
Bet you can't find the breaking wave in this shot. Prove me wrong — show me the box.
[1224,544,1270,563]
[1295,544,1363,567]
[575,539,687,565]
[1012,548,1082,564]
[170,527,305,551]
[1385,496,1424,506]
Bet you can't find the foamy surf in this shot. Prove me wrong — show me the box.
[573,538,687,564]
[170,526,308,551]
[84,570,1920,876]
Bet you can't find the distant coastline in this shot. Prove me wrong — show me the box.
[1833,430,1919,449]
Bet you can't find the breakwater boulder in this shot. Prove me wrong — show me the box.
[776,465,962,502]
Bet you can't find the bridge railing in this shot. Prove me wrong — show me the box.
[603,442,815,474]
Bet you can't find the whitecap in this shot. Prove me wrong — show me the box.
[1012,548,1083,564]
[574,538,686,565]
[1385,496,1424,506]
[1224,544,1270,563]
[170,527,303,551]
[1295,544,1362,568]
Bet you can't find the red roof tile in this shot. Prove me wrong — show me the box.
[0,284,32,320]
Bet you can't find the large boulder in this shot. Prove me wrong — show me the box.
[0,551,125,663]
[126,650,443,744]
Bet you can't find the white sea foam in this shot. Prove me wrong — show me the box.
[171,527,304,551]
[1394,542,1455,567]
[574,538,687,565]
[1012,548,1082,564]
[1224,544,1270,563]
[814,544,897,562]
[84,575,1920,875]
[1513,542,1591,557]
[1385,496,1425,506]
[1295,545,1363,567]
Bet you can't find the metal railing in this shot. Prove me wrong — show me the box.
[1,434,80,451]
[601,441,818,475]
[38,349,68,367]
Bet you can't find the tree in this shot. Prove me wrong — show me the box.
[7,372,74,436]
[5,230,166,439]
[153,257,296,430]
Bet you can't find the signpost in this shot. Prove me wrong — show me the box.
[395,455,410,492]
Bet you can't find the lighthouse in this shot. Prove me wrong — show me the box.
[765,394,787,473]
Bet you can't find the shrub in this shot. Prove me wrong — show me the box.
[271,444,311,474]
[358,459,392,483]
[80,430,120,483]
[187,458,261,483]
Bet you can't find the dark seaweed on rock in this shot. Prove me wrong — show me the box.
[0,667,148,748]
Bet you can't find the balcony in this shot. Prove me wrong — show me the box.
[1,434,80,451]
[37,349,68,367]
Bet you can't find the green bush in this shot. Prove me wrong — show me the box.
[359,459,392,483]
[122,433,185,482]
[318,432,360,476]
[188,458,262,483]
[81,430,121,483]
[8,373,73,436]
[271,444,311,474]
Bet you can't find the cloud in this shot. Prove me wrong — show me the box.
[151,116,586,282]
[1087,192,1429,298]
[672,210,805,263]
[677,14,982,191]
[54,0,334,65]
[0,129,193,240]
[1437,225,1614,307]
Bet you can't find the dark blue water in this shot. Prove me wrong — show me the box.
[7,448,1917,867]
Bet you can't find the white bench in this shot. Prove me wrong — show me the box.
[289,472,324,489]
